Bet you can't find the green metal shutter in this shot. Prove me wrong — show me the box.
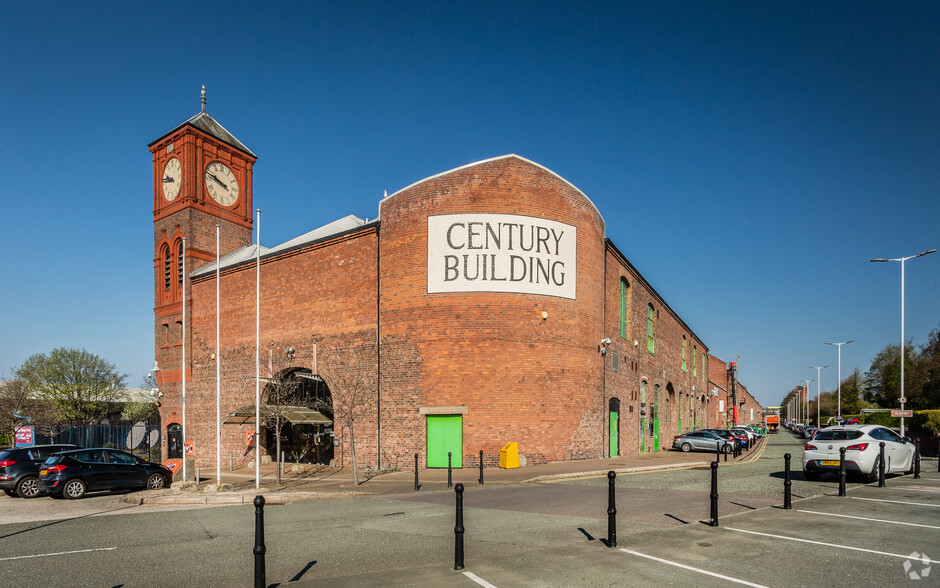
[426,415,463,468]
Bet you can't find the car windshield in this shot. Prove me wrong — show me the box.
[813,430,863,441]
[43,456,63,465]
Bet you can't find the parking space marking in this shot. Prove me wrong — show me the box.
[796,509,940,529]
[724,528,940,564]
[890,487,940,494]
[0,547,117,562]
[619,548,768,587]
[850,496,940,508]
[462,571,497,587]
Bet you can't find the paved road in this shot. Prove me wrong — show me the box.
[1,432,936,586]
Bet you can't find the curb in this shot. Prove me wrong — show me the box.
[125,490,365,506]
[523,461,709,483]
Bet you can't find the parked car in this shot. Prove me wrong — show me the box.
[701,429,742,450]
[0,444,78,498]
[801,425,915,482]
[673,431,732,453]
[802,426,819,439]
[37,448,171,499]
[731,427,756,443]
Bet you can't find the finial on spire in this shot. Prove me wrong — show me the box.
[200,86,207,112]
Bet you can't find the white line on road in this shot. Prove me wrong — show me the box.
[462,571,498,588]
[0,547,117,562]
[850,496,940,507]
[724,528,940,564]
[888,487,940,493]
[619,548,768,587]
[796,509,940,529]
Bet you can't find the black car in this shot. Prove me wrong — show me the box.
[0,444,79,498]
[37,448,171,499]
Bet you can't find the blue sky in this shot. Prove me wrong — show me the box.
[2,2,938,409]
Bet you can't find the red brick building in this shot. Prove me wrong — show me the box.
[150,99,754,471]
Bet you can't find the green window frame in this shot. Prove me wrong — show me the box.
[619,278,630,339]
[702,353,706,384]
[682,336,687,371]
[647,304,655,354]
[693,345,697,378]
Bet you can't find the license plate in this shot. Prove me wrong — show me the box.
[39,469,47,476]
[819,460,840,466]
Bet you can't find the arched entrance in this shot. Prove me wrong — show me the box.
[261,368,335,465]
[609,397,621,457]
[167,424,182,459]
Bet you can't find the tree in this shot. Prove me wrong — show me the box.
[321,344,377,486]
[0,377,63,442]
[14,348,127,424]
[909,325,940,409]
[263,344,305,484]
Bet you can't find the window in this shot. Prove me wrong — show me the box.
[693,346,697,378]
[647,304,655,353]
[177,241,185,287]
[619,278,630,339]
[682,336,687,371]
[702,353,706,384]
[163,247,171,291]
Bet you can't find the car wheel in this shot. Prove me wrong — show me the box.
[864,462,879,483]
[147,473,167,490]
[15,476,40,499]
[722,444,733,454]
[803,470,819,481]
[64,479,86,500]
[3,489,16,497]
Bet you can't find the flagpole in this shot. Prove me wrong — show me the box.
[181,237,187,483]
[255,209,261,490]
[216,224,221,484]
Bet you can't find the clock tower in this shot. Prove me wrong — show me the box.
[149,88,257,457]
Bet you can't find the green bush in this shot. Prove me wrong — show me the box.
[860,412,898,427]
[910,410,940,436]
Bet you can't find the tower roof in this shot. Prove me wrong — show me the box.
[148,88,256,157]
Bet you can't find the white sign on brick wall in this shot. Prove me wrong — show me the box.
[427,214,577,299]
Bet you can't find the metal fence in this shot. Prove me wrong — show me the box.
[31,421,162,461]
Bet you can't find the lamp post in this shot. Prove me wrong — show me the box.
[810,366,828,426]
[824,341,853,421]
[870,249,936,437]
[801,380,813,425]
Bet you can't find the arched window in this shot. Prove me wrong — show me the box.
[702,353,707,384]
[163,246,172,291]
[693,345,698,378]
[177,241,185,288]
[647,304,655,354]
[682,336,687,371]
[619,278,630,339]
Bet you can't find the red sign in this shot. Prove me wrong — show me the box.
[14,426,34,445]
[246,431,255,448]
[164,459,182,476]
[891,409,913,417]
[184,441,194,456]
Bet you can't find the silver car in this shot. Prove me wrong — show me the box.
[673,431,732,453]
[801,424,915,482]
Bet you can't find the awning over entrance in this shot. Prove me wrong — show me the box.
[222,405,332,426]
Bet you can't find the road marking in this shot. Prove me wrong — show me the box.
[890,487,940,494]
[462,571,497,587]
[724,528,940,564]
[0,547,117,562]
[619,548,768,587]
[796,509,940,529]
[850,496,940,507]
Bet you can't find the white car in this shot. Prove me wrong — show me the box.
[801,425,915,482]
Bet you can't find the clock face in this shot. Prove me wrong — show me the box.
[205,162,239,206]
[162,157,182,201]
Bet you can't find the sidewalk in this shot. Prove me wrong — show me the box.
[130,439,765,505]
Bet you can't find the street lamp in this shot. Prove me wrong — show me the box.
[801,380,813,425]
[810,365,828,426]
[824,340,854,421]
[870,248,936,436]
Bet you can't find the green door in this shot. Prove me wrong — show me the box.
[609,411,619,457]
[653,385,660,451]
[640,381,647,453]
[678,393,683,434]
[427,415,463,468]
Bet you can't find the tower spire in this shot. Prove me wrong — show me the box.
[201,86,207,113]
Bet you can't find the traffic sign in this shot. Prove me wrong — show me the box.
[899,397,907,404]
[891,409,913,417]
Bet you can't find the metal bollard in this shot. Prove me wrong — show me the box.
[479,450,484,485]
[878,442,886,487]
[838,447,846,497]
[709,461,719,527]
[414,453,419,491]
[607,471,617,548]
[914,439,921,479]
[230,450,233,472]
[195,468,200,485]
[448,452,453,488]
[723,443,728,462]
[253,495,266,588]
[454,483,465,570]
[715,442,721,462]
[783,453,792,510]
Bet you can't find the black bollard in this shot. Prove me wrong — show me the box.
[448,452,453,488]
[914,439,921,479]
[607,471,617,547]
[783,453,792,510]
[709,461,719,527]
[479,450,484,485]
[414,453,419,491]
[454,483,465,570]
[878,442,886,487]
[838,447,846,497]
[253,495,266,588]
[715,441,721,463]
[723,442,728,462]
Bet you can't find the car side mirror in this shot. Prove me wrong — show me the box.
[901,436,912,444]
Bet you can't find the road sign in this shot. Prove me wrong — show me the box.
[891,409,913,417]
[899,397,907,404]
